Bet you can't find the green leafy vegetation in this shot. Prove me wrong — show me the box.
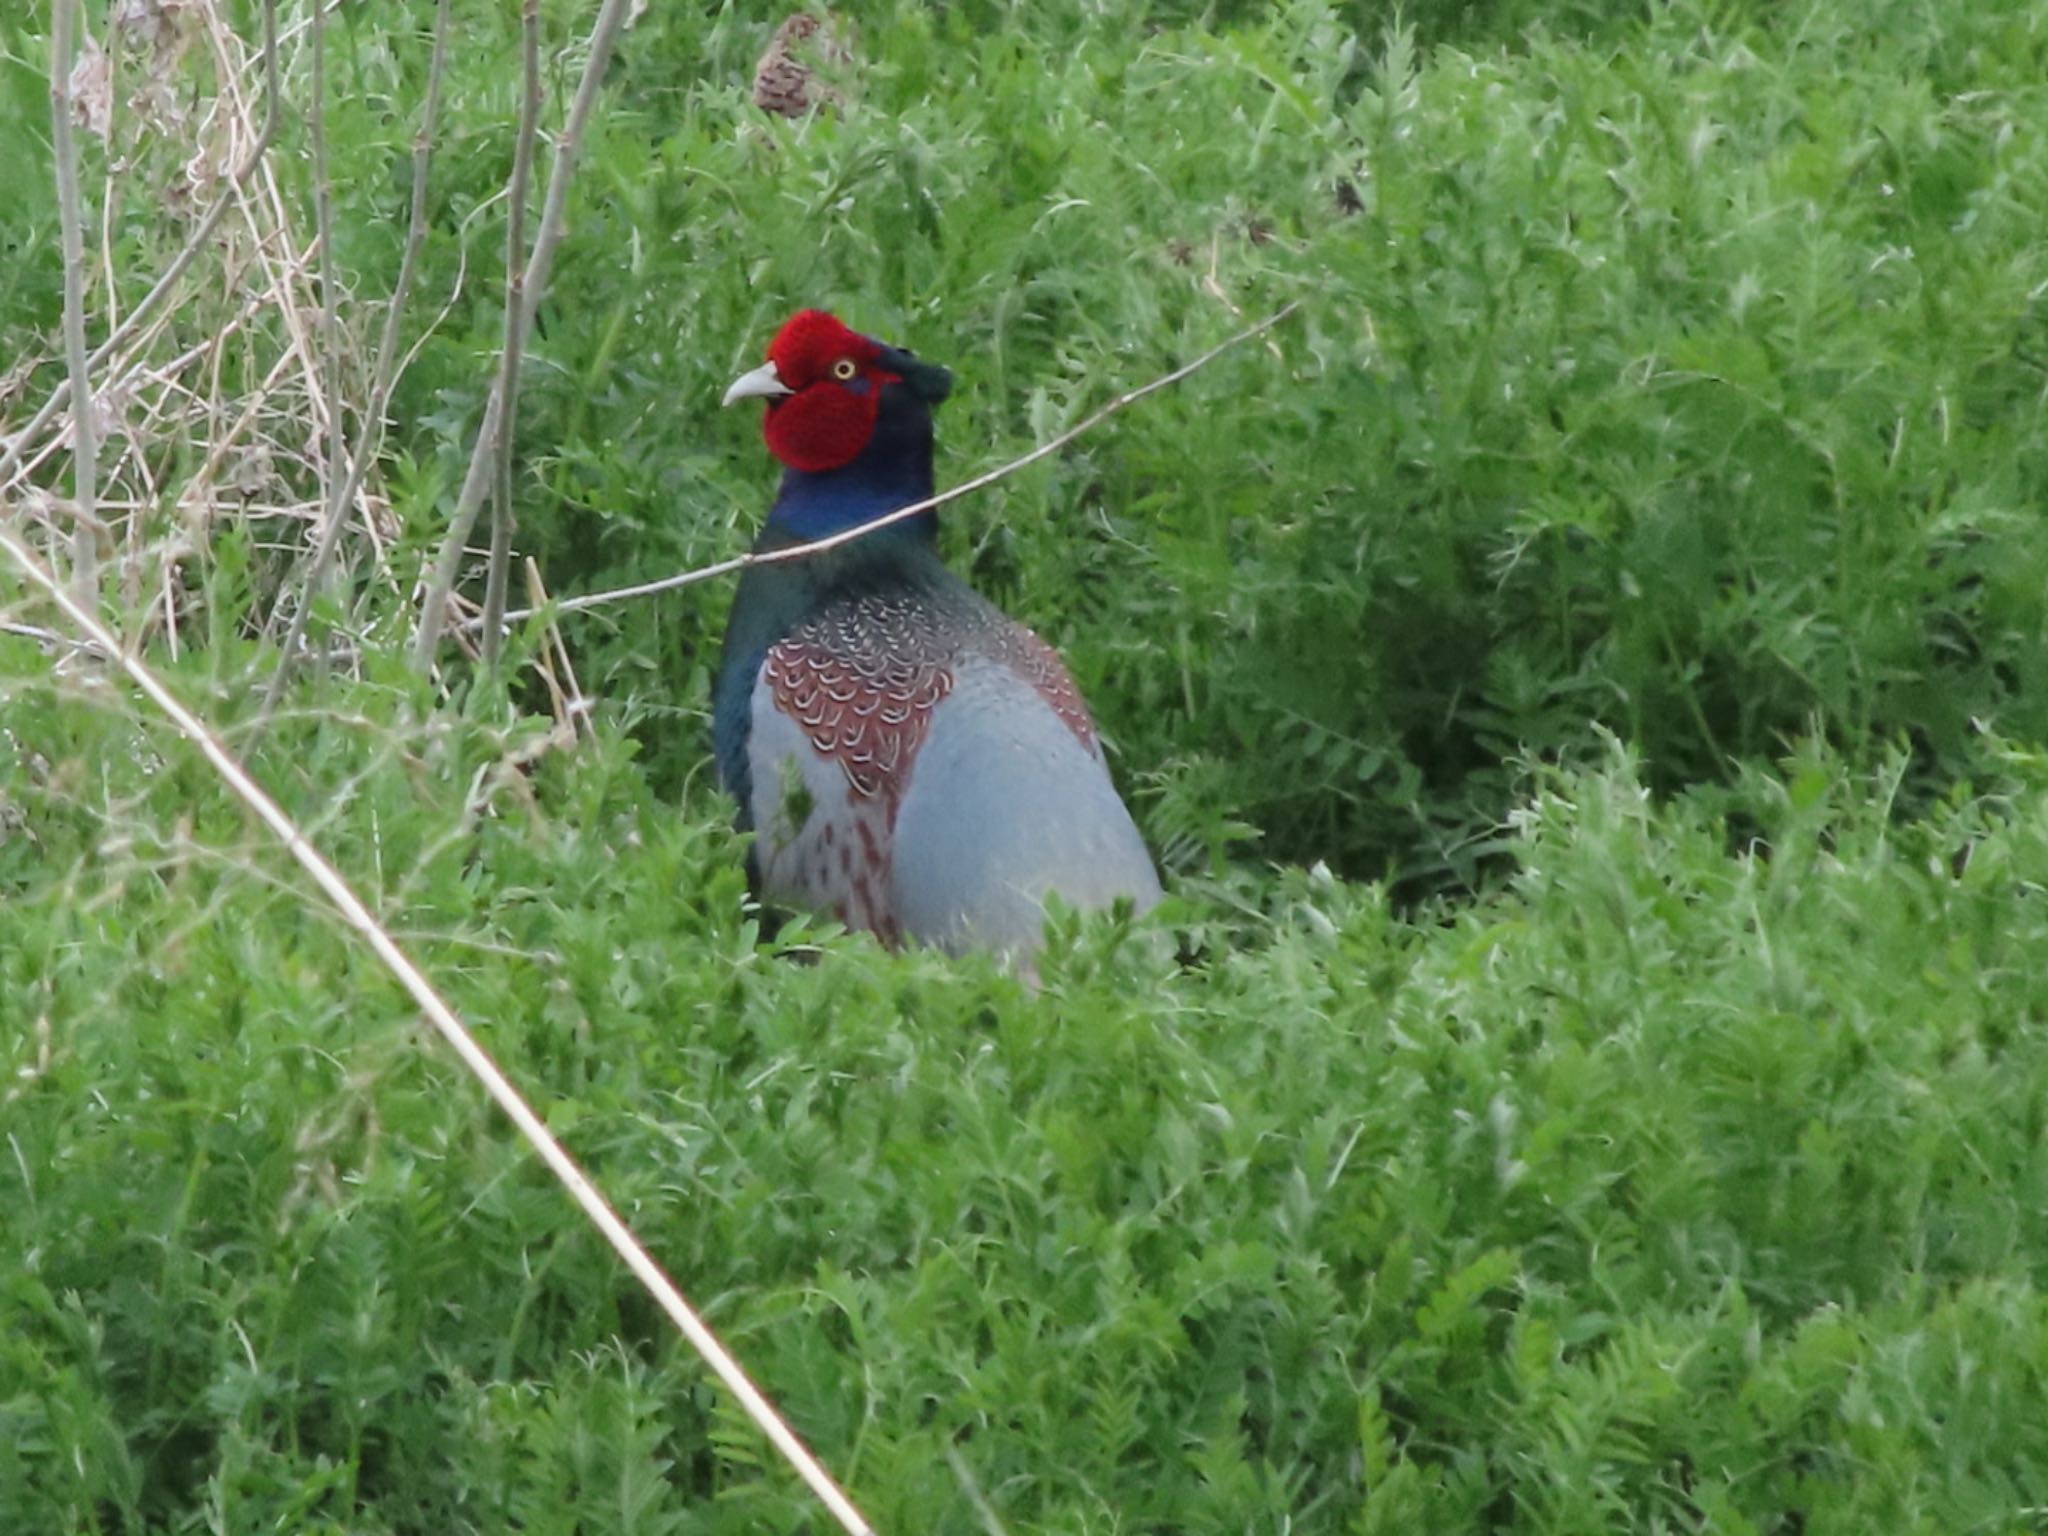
[5,0,2048,1530]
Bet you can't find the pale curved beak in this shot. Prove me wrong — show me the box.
[721,360,793,407]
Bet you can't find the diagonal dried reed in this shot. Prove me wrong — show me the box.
[410,0,639,669]
[473,299,1302,634]
[1,0,401,665]
[0,521,878,1536]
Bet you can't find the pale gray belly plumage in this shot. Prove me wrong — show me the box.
[747,655,1160,954]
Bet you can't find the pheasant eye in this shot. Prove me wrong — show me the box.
[830,358,858,381]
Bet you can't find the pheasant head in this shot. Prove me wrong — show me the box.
[724,311,953,541]
[724,309,952,468]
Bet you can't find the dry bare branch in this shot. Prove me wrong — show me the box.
[0,0,281,495]
[411,0,639,668]
[0,518,880,1536]
[258,0,455,723]
[478,299,1302,634]
[201,2,345,512]
[50,0,99,599]
[525,557,591,743]
[482,0,545,672]
[308,0,344,666]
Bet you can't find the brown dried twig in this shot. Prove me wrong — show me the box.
[475,299,1302,634]
[199,2,346,520]
[1,0,282,496]
[0,518,881,1536]
[525,558,591,745]
[49,0,99,599]
[309,0,344,646]
[411,0,638,669]
[481,0,544,673]
[258,0,455,723]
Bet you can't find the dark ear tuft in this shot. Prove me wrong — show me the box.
[877,344,952,406]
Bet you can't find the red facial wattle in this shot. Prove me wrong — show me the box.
[763,375,882,472]
[756,309,901,474]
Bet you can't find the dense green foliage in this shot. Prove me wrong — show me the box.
[12,681,2048,1532]
[6,0,2048,1531]
[405,0,2048,891]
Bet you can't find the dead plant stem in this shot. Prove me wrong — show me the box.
[481,300,1302,633]
[258,0,455,724]
[50,0,98,599]
[411,0,637,668]
[308,0,345,680]
[482,0,543,672]
[0,0,281,494]
[0,519,880,1536]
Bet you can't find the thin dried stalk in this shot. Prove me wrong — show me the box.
[411,0,637,668]
[258,0,455,722]
[50,0,98,599]
[945,1442,1015,1536]
[1,0,281,493]
[309,0,344,658]
[0,518,880,1536]
[481,0,544,673]
[478,300,1303,632]
[202,2,343,513]
[525,557,590,742]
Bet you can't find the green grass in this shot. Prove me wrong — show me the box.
[375,0,2048,891]
[10,685,2048,1531]
[6,0,2048,1530]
